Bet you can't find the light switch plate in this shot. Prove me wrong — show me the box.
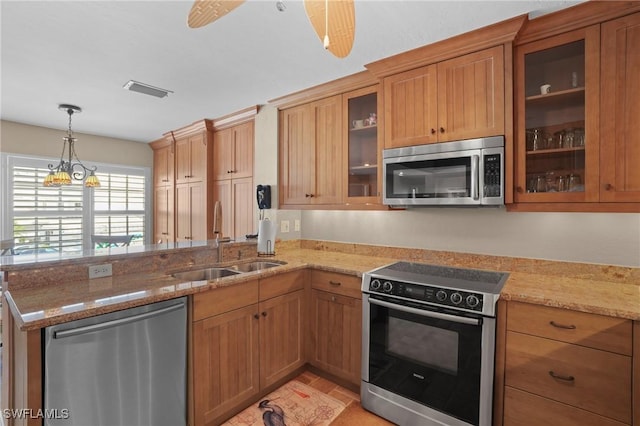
[89,263,112,279]
[294,219,300,232]
[281,220,290,233]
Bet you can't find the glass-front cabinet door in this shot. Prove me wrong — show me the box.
[343,85,381,205]
[514,26,600,204]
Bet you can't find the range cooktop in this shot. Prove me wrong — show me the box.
[362,261,510,317]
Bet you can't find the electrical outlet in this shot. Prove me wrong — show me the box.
[280,220,290,233]
[89,263,112,279]
[294,219,300,232]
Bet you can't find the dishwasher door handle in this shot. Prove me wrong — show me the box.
[54,302,185,339]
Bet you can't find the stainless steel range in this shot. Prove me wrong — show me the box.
[361,261,509,426]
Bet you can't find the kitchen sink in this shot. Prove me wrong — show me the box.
[171,268,241,281]
[228,260,287,273]
[170,260,286,281]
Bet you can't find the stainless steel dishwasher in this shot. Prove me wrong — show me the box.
[43,297,187,426]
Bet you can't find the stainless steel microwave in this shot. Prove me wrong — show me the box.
[383,136,504,206]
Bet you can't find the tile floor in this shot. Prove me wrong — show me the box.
[295,371,394,426]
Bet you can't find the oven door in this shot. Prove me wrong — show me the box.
[383,149,480,206]
[362,294,495,426]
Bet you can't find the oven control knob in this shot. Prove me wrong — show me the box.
[450,292,463,305]
[382,281,393,293]
[466,295,480,308]
[435,290,448,302]
[370,279,381,291]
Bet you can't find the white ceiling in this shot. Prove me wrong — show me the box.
[1,0,580,143]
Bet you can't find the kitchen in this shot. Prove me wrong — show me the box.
[1,1,640,426]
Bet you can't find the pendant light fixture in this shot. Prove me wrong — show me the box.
[43,104,100,188]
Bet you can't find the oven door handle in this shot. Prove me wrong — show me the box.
[368,297,481,326]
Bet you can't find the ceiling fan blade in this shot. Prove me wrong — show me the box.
[187,0,246,29]
[304,0,355,58]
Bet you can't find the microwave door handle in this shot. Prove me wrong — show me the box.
[367,297,480,326]
[471,155,480,200]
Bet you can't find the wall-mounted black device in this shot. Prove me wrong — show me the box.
[257,185,271,210]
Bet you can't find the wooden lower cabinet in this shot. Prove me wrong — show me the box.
[191,272,306,425]
[503,301,633,425]
[504,387,627,426]
[309,289,362,386]
[259,290,305,388]
[193,303,260,425]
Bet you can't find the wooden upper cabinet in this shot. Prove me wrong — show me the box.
[176,132,208,184]
[313,95,343,204]
[175,182,206,242]
[513,27,600,205]
[383,46,504,149]
[437,45,504,141]
[152,140,174,187]
[213,121,254,181]
[600,12,640,202]
[343,85,382,204]
[153,186,174,244]
[279,103,316,205]
[384,64,438,148]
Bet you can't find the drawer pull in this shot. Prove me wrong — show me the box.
[329,280,342,286]
[549,321,576,330]
[548,371,575,382]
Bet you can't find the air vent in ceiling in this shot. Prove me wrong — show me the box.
[123,80,173,98]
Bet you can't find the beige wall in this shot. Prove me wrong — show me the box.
[0,120,152,167]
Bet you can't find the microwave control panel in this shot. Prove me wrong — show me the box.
[483,153,502,198]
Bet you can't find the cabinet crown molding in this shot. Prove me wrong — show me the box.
[212,105,259,130]
[516,1,640,45]
[163,119,213,140]
[269,70,377,109]
[365,14,526,79]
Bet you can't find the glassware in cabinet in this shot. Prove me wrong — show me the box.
[515,27,599,203]
[343,86,381,203]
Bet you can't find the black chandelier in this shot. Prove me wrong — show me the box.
[43,104,100,188]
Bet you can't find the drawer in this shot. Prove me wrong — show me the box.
[504,386,627,426]
[507,301,632,355]
[505,331,631,424]
[311,270,361,298]
[192,280,259,321]
[259,269,306,301]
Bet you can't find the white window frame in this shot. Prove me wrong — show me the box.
[1,153,152,250]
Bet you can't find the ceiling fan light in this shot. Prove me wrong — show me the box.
[123,80,173,98]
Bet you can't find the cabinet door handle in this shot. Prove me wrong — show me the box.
[548,371,575,382]
[549,321,576,330]
[605,183,613,191]
[261,311,267,317]
[253,314,260,320]
[431,128,436,135]
[329,280,342,286]
[516,186,524,193]
[184,236,192,240]
[439,127,445,133]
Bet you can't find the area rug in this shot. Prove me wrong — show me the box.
[222,379,346,426]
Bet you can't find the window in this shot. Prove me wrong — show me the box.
[2,154,151,254]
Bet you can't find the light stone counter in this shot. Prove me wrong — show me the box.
[4,240,639,331]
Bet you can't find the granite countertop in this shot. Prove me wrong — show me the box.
[5,246,640,331]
